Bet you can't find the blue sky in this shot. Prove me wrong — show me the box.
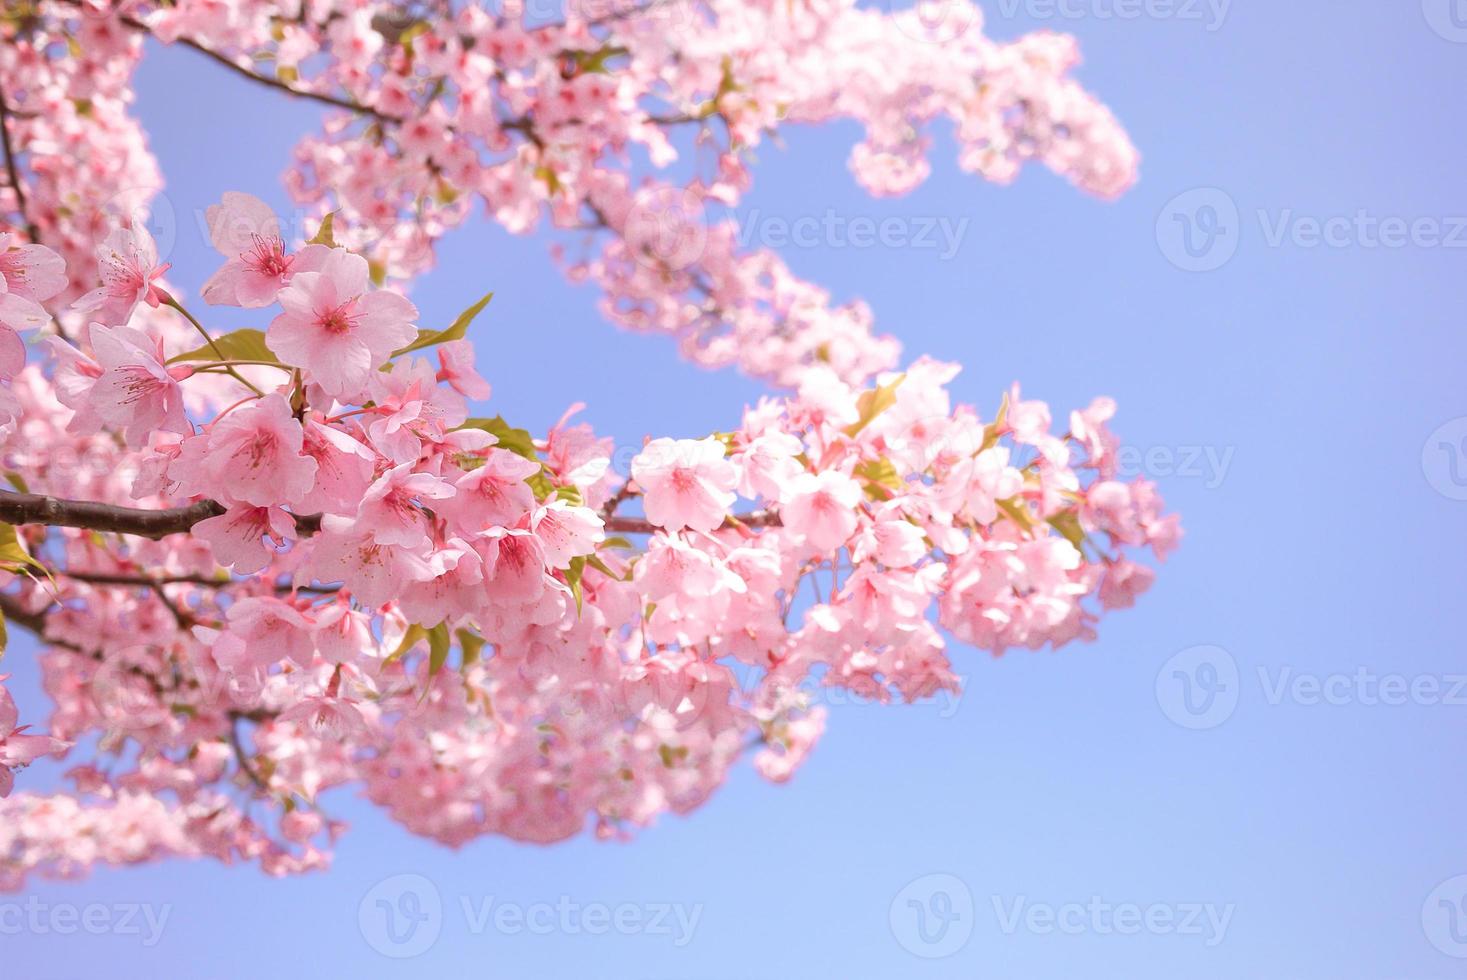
[6,3,1467,977]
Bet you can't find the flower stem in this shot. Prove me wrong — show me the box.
[163,296,265,397]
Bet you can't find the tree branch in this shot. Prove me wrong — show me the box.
[0,491,777,542]
[0,84,41,243]
[604,511,781,535]
[0,493,226,538]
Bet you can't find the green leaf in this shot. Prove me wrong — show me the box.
[396,291,494,356]
[427,623,451,678]
[855,457,904,498]
[460,416,538,461]
[565,556,587,615]
[525,471,555,499]
[383,624,427,667]
[843,374,906,438]
[0,523,43,576]
[1046,509,1087,552]
[980,391,1011,453]
[456,628,485,668]
[0,605,8,657]
[996,497,1037,535]
[3,471,27,494]
[167,328,278,366]
[309,211,338,248]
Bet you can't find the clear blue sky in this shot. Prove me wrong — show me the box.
[6,3,1467,977]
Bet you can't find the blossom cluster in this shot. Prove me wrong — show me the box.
[0,0,1174,889]
[4,0,1138,386]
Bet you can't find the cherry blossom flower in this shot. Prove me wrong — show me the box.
[192,504,298,574]
[267,249,418,398]
[781,470,863,551]
[72,226,171,326]
[0,676,69,798]
[356,463,455,548]
[631,437,737,533]
[0,236,66,366]
[202,191,327,308]
[0,3,1177,888]
[87,324,193,446]
[442,448,541,532]
[172,393,318,507]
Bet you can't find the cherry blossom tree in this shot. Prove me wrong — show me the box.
[0,0,1179,888]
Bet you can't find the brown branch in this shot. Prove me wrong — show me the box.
[92,6,386,119]
[605,510,781,535]
[0,85,41,243]
[0,493,226,538]
[0,493,323,539]
[0,590,55,642]
[228,713,272,795]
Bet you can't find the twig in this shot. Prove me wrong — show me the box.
[0,493,323,539]
[0,84,41,243]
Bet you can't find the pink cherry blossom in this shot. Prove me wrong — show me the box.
[192,504,298,574]
[631,437,737,533]
[0,675,69,798]
[202,191,326,308]
[87,323,192,446]
[356,463,455,547]
[72,226,170,326]
[172,393,318,507]
[442,448,541,532]
[781,470,864,552]
[267,248,418,398]
[0,3,1178,889]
